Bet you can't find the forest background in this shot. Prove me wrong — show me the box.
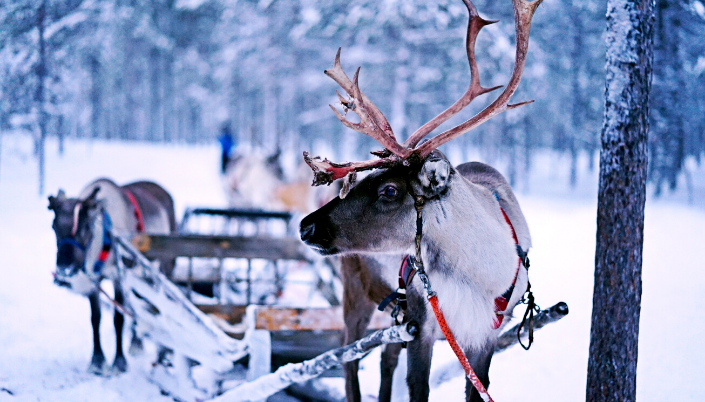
[1,0,704,195]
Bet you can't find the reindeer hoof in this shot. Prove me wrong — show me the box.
[129,337,144,356]
[112,355,128,374]
[87,354,108,376]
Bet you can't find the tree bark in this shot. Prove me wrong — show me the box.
[586,0,653,400]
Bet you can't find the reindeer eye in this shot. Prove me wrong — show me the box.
[380,184,399,199]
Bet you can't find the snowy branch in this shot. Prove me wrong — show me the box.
[211,322,419,402]
[495,302,569,352]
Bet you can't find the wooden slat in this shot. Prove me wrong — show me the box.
[187,208,293,220]
[270,330,343,364]
[196,304,248,325]
[141,234,308,261]
[254,306,391,331]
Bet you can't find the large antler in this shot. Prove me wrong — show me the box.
[403,0,502,149]
[325,49,411,160]
[304,0,543,186]
[413,0,543,158]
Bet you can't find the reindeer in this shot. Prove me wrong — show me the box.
[48,179,177,375]
[224,151,338,213]
[298,0,542,400]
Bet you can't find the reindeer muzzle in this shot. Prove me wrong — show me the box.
[53,267,96,295]
[299,212,339,255]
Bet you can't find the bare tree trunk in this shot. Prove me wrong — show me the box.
[89,52,101,139]
[36,0,47,196]
[586,0,653,400]
[569,4,583,188]
[262,73,277,151]
[163,54,174,143]
[149,47,161,142]
[58,114,65,155]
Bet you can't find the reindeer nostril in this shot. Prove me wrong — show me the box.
[300,222,316,243]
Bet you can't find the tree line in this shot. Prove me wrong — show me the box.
[1,0,703,194]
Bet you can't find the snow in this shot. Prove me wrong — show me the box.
[1,134,704,401]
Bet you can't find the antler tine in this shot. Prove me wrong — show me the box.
[414,0,543,158]
[324,48,409,159]
[303,151,398,186]
[403,0,501,149]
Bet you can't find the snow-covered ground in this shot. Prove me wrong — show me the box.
[1,134,703,401]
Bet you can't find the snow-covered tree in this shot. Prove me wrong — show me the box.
[586,0,652,399]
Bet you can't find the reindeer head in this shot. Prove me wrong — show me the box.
[48,187,101,287]
[300,151,455,255]
[300,0,542,256]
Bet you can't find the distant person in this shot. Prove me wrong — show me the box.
[218,123,236,174]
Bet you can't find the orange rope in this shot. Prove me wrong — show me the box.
[428,294,493,402]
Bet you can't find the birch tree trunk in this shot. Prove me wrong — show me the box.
[586,0,653,400]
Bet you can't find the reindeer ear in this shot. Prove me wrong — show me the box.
[48,196,57,210]
[339,172,357,199]
[412,152,453,198]
[48,189,67,210]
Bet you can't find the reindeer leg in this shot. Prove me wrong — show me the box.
[379,342,402,402]
[112,282,128,373]
[128,321,144,356]
[464,343,495,402]
[341,256,376,402]
[405,290,433,402]
[88,291,107,375]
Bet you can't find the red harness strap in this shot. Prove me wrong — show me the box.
[123,190,145,233]
[492,207,523,329]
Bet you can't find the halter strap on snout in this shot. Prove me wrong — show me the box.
[58,237,86,252]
